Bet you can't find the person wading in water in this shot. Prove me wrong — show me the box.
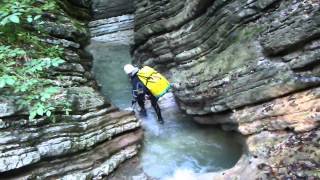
[124,64,167,124]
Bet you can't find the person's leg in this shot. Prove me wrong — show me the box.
[136,94,146,115]
[150,95,163,123]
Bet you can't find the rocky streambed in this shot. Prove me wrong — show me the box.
[87,37,245,179]
[1,0,319,179]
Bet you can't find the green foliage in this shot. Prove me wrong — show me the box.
[0,0,58,45]
[0,46,70,121]
[0,1,71,122]
[0,0,57,26]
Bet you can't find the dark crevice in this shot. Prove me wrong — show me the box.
[259,0,282,13]
[292,60,320,73]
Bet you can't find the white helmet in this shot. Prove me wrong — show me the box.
[123,64,138,75]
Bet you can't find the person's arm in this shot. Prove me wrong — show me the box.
[131,75,140,104]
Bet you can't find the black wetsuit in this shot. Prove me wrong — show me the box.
[130,72,163,122]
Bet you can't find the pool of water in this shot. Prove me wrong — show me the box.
[87,40,244,179]
[139,95,243,179]
[86,41,133,109]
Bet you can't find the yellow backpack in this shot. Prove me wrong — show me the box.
[137,66,171,98]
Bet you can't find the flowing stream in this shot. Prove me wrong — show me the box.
[87,41,244,179]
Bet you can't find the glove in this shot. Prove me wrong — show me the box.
[145,94,150,100]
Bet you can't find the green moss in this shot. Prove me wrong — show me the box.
[233,25,264,43]
[199,25,264,78]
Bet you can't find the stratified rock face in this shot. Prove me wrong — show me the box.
[194,87,320,135]
[234,87,320,135]
[89,14,134,44]
[202,128,320,179]
[133,0,320,178]
[133,0,320,136]
[133,0,320,116]
[0,107,142,177]
[0,1,142,179]
[92,0,135,20]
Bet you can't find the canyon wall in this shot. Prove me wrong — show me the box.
[0,1,142,179]
[133,0,320,178]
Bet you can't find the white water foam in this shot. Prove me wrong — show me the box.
[163,169,198,180]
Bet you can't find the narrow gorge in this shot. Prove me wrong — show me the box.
[0,0,319,179]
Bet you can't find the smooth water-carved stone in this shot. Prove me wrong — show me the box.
[204,129,320,179]
[234,87,320,134]
[194,86,320,134]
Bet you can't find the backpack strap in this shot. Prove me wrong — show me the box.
[138,72,157,86]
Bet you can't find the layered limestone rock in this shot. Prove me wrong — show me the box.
[133,0,320,116]
[88,0,134,55]
[89,15,134,44]
[133,0,320,178]
[200,128,320,179]
[0,1,142,179]
[91,0,134,20]
[194,87,320,135]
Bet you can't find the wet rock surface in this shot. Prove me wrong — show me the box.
[133,0,320,116]
[91,0,135,20]
[133,0,320,178]
[97,93,244,180]
[107,157,153,180]
[194,87,320,135]
[0,0,142,178]
[89,15,134,44]
[205,129,320,179]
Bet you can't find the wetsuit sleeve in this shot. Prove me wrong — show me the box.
[131,75,147,99]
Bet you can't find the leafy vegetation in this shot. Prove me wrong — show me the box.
[0,0,71,121]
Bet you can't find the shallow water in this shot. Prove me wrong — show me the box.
[87,40,244,179]
[87,41,133,109]
[140,96,243,179]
